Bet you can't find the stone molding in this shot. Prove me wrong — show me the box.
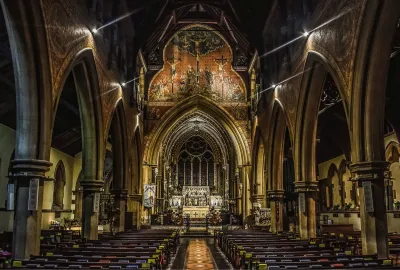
[350,161,388,182]
[294,181,319,193]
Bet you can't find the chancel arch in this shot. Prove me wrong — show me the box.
[144,95,250,221]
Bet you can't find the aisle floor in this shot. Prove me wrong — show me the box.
[170,238,232,270]
[186,239,215,269]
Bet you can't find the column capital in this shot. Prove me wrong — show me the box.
[80,179,104,192]
[111,189,129,199]
[128,193,142,202]
[294,181,318,192]
[11,159,52,177]
[251,194,265,203]
[267,190,285,199]
[350,161,388,182]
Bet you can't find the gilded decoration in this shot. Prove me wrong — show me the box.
[263,0,362,132]
[42,0,125,137]
[148,25,246,102]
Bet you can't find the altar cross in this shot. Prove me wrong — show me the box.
[189,35,207,83]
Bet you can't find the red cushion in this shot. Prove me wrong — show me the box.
[331,264,344,268]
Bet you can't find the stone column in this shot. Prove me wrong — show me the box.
[295,182,318,239]
[111,189,128,233]
[350,161,389,258]
[242,166,252,218]
[80,180,104,240]
[11,159,52,260]
[156,175,163,213]
[127,194,142,229]
[235,168,242,216]
[267,190,284,233]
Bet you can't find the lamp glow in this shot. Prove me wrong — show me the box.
[121,82,126,87]
[303,31,309,37]
[92,28,98,33]
[272,84,276,88]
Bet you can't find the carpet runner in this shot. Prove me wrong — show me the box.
[185,239,215,269]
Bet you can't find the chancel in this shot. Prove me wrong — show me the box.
[0,0,400,269]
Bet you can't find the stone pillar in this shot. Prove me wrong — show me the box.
[295,182,318,239]
[111,189,128,233]
[235,168,242,216]
[127,194,142,229]
[242,166,252,218]
[156,175,163,213]
[350,161,389,258]
[11,159,52,260]
[267,190,284,233]
[80,180,104,240]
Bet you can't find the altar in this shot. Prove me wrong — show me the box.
[181,186,209,217]
[168,186,224,218]
[182,206,209,218]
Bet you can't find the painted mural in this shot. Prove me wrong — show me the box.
[149,26,246,102]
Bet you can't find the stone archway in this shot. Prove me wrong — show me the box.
[253,130,266,207]
[266,100,292,233]
[294,51,351,239]
[51,49,104,240]
[349,2,400,257]
[144,96,250,221]
[0,1,53,259]
[104,100,129,232]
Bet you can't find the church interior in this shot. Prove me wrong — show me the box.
[0,0,400,269]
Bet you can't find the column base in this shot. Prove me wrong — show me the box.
[295,182,318,239]
[111,189,129,233]
[267,190,285,233]
[81,180,104,240]
[10,159,52,260]
[350,161,389,258]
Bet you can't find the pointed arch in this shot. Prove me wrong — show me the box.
[52,49,104,188]
[294,51,350,184]
[385,141,400,164]
[144,95,250,165]
[131,128,142,194]
[351,1,400,162]
[267,100,292,192]
[53,160,66,211]
[252,127,266,202]
[105,99,129,191]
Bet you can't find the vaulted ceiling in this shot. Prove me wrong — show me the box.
[128,0,274,57]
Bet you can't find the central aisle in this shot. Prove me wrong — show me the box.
[185,239,215,269]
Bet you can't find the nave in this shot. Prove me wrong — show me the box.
[1,0,400,269]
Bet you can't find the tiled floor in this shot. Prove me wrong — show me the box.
[185,239,215,269]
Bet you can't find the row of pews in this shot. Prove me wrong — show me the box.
[13,229,179,269]
[215,230,394,269]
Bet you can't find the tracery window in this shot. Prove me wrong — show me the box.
[177,136,214,187]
